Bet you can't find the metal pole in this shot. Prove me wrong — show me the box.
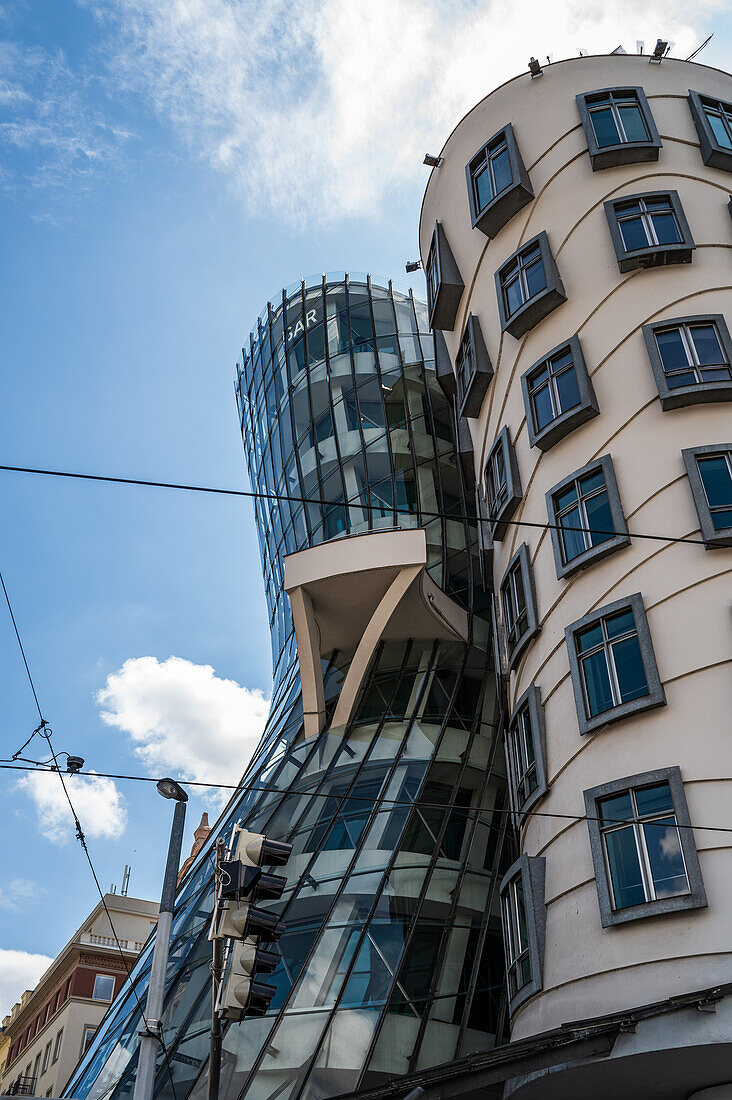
[207,838,226,1100]
[133,798,187,1100]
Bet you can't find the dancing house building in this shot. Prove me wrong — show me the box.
[62,275,511,1100]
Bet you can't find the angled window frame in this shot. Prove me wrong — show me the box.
[500,543,540,670]
[521,334,599,451]
[604,190,695,274]
[584,765,707,927]
[426,221,465,332]
[456,313,494,418]
[688,89,732,172]
[483,425,522,541]
[499,854,546,1015]
[466,122,534,238]
[546,454,630,579]
[565,592,666,736]
[682,443,732,548]
[642,314,732,411]
[495,230,567,340]
[506,685,548,819]
[576,86,662,170]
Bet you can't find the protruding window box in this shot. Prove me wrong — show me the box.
[500,855,546,1015]
[682,444,732,548]
[466,124,534,238]
[688,90,732,172]
[576,86,662,171]
[521,335,599,451]
[495,231,566,340]
[426,221,465,331]
[483,426,522,541]
[500,544,540,670]
[546,454,629,579]
[604,191,695,273]
[584,766,707,928]
[506,686,548,820]
[642,314,732,410]
[456,314,493,418]
[433,329,457,401]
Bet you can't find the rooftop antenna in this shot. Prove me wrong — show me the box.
[121,864,131,897]
[686,33,713,62]
[637,41,645,55]
[577,48,588,57]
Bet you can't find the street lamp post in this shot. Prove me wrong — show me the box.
[132,778,188,1100]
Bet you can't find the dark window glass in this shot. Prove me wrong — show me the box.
[553,466,614,563]
[510,703,538,807]
[527,346,581,431]
[588,89,649,147]
[501,243,546,319]
[502,875,531,997]
[576,607,648,718]
[470,134,513,214]
[697,453,732,529]
[655,322,730,388]
[426,239,439,315]
[501,556,529,653]
[485,441,507,516]
[616,195,681,252]
[702,96,732,149]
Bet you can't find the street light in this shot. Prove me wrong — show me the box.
[133,779,188,1100]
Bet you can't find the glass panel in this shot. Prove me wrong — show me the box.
[604,827,646,907]
[605,608,635,639]
[708,110,732,148]
[559,504,585,562]
[474,164,493,211]
[590,106,621,147]
[643,817,689,898]
[576,621,602,653]
[504,276,523,316]
[491,145,512,196]
[612,634,648,702]
[599,791,633,824]
[554,363,580,412]
[619,215,649,251]
[584,488,614,547]
[532,383,554,430]
[580,469,605,495]
[635,782,674,817]
[656,328,689,372]
[618,103,649,142]
[690,324,724,365]
[698,455,732,527]
[651,211,681,245]
[554,483,577,512]
[581,650,614,716]
[524,258,546,298]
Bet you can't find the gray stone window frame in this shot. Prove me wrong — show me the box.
[466,123,534,238]
[426,221,465,332]
[688,90,732,172]
[565,592,666,736]
[521,334,600,451]
[604,190,695,274]
[495,230,567,340]
[483,425,522,541]
[642,314,732,411]
[546,454,630,580]
[499,854,546,1015]
[682,443,732,548]
[456,313,494,419]
[576,86,662,171]
[500,543,540,671]
[506,685,548,820]
[584,765,707,928]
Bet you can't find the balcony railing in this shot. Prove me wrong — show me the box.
[80,934,144,951]
[7,1075,37,1095]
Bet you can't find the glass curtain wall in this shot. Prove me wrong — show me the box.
[63,275,510,1100]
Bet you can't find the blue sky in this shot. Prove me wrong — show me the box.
[1,0,730,1015]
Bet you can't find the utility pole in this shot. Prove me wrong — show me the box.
[207,838,226,1100]
[133,779,188,1100]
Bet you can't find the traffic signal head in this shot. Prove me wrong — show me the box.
[216,938,280,1020]
[232,827,292,868]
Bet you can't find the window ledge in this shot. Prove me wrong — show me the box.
[503,285,567,340]
[616,241,694,274]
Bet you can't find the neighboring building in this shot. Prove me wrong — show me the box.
[0,895,158,1098]
[62,275,511,1100]
[419,51,732,1097]
[177,813,211,886]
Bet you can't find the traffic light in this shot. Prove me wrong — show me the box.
[212,827,293,1021]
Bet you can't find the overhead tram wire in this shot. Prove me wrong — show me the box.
[0,462,710,547]
[1,760,730,835]
[0,575,179,1100]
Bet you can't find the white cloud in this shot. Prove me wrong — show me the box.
[96,657,269,803]
[17,771,127,845]
[0,879,43,913]
[0,949,53,1020]
[88,0,722,223]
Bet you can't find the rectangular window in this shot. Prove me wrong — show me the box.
[507,687,547,815]
[501,875,531,998]
[702,96,732,148]
[652,319,732,391]
[41,1043,51,1075]
[616,195,681,251]
[425,222,464,331]
[605,190,694,273]
[577,86,661,170]
[495,231,566,339]
[52,1031,63,1064]
[470,133,512,214]
[527,344,580,432]
[501,242,546,319]
[584,766,707,927]
[500,544,539,668]
[547,455,628,579]
[81,1026,97,1054]
[466,124,534,237]
[683,445,732,547]
[425,238,439,317]
[688,91,732,171]
[485,440,507,517]
[92,974,115,1002]
[33,1054,41,1082]
[483,426,522,541]
[499,855,545,1013]
[455,314,493,419]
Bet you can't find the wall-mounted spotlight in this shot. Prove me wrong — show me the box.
[528,57,543,78]
[650,38,669,63]
[405,260,422,273]
[423,154,444,168]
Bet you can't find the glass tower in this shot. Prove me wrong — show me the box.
[64,274,510,1100]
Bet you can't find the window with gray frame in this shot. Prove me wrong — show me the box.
[466,123,534,237]
[483,426,522,541]
[546,454,629,579]
[495,231,566,339]
[456,313,493,419]
[499,855,545,1013]
[500,543,540,670]
[52,1031,62,1064]
[506,686,548,818]
[576,86,661,170]
[682,444,732,547]
[425,221,465,331]
[688,90,732,171]
[584,766,707,927]
[604,191,695,273]
[565,593,665,735]
[521,335,599,450]
[642,315,732,410]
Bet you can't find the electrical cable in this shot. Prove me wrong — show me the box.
[0,462,709,547]
[1,760,730,835]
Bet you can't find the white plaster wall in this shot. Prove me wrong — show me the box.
[420,53,732,1041]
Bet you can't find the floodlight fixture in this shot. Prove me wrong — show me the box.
[423,154,444,168]
[156,777,188,802]
[650,38,668,62]
[66,755,84,774]
[405,260,421,273]
[528,57,543,78]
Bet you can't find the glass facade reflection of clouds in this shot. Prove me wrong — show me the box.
[63,274,510,1100]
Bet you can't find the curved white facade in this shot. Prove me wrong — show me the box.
[420,51,732,1084]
